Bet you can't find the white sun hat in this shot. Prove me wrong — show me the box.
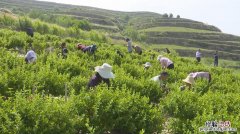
[183,76,195,85]
[95,63,115,79]
[143,62,151,67]
[157,55,163,61]
[151,75,160,82]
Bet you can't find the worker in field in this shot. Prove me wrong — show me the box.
[61,42,68,59]
[165,48,170,54]
[125,38,133,53]
[157,55,174,69]
[26,27,34,37]
[151,71,169,93]
[180,75,194,90]
[189,72,211,83]
[133,45,142,55]
[143,62,151,70]
[25,48,37,64]
[87,63,115,89]
[214,51,218,67]
[196,49,202,62]
[180,71,211,90]
[77,43,97,54]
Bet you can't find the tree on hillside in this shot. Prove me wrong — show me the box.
[163,13,168,18]
[169,13,173,18]
[177,15,181,19]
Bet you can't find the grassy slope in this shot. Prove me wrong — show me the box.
[140,27,217,33]
[0,28,240,133]
[0,0,240,63]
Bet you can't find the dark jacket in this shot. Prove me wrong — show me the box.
[87,73,110,88]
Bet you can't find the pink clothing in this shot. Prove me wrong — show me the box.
[189,72,210,80]
[159,57,173,68]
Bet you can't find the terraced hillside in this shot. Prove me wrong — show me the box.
[0,0,240,62]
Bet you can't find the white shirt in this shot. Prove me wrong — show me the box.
[25,50,37,60]
[189,72,210,80]
[196,51,201,58]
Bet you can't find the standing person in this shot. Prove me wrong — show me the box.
[214,51,218,67]
[151,72,169,92]
[125,38,133,53]
[87,63,115,89]
[196,49,202,62]
[61,42,68,59]
[133,45,142,55]
[26,27,34,37]
[25,49,37,64]
[157,55,174,69]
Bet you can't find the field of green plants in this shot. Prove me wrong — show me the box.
[0,4,240,133]
[0,26,240,133]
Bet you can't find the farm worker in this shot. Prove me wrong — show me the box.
[25,49,37,64]
[87,63,115,89]
[116,49,124,58]
[26,27,34,37]
[61,42,68,59]
[157,55,174,69]
[143,62,151,70]
[196,49,201,62]
[77,44,87,50]
[125,38,133,53]
[181,75,194,90]
[214,51,218,67]
[180,72,211,90]
[189,72,211,83]
[165,48,170,54]
[77,44,97,54]
[133,45,142,55]
[89,44,97,54]
[151,72,169,92]
[77,44,90,52]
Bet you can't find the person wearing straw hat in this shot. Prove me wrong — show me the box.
[180,75,195,90]
[157,55,174,69]
[143,62,151,70]
[151,72,169,92]
[87,63,115,89]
